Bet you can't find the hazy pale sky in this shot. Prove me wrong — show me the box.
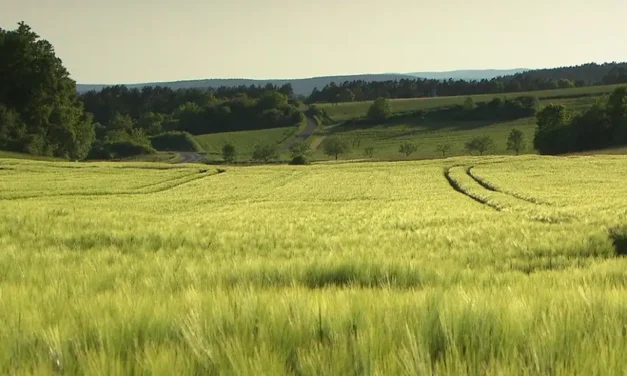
[2,0,626,84]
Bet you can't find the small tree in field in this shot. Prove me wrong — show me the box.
[435,143,452,158]
[222,143,236,163]
[506,128,526,155]
[251,143,279,163]
[322,137,350,160]
[399,142,418,157]
[464,97,476,111]
[367,97,392,122]
[465,136,494,156]
[364,147,375,158]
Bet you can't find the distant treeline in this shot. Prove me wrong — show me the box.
[308,63,627,104]
[81,84,302,135]
[346,96,539,127]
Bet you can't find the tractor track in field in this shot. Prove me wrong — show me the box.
[0,170,222,201]
[465,166,551,205]
[443,166,502,212]
[444,164,570,224]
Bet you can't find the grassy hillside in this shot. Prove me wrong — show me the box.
[311,117,537,161]
[319,84,627,121]
[195,126,298,161]
[2,156,627,373]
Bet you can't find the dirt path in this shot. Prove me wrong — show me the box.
[178,152,205,163]
[281,116,318,152]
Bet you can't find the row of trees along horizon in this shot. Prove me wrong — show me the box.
[1,22,627,161]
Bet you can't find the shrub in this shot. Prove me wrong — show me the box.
[149,131,204,152]
[104,141,155,158]
[609,226,627,256]
[289,155,310,165]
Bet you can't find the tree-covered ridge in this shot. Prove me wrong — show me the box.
[308,63,627,104]
[80,84,302,135]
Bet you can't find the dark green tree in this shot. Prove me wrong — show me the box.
[137,112,164,135]
[533,104,571,154]
[222,143,237,163]
[367,98,392,122]
[435,143,452,158]
[399,142,418,157]
[0,22,95,159]
[251,143,279,163]
[321,137,350,160]
[465,136,494,156]
[506,128,526,155]
[606,88,627,143]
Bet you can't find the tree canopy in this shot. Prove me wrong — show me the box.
[0,22,94,159]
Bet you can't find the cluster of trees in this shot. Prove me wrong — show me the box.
[307,63,627,104]
[220,140,311,165]
[363,96,538,124]
[81,84,303,135]
[0,23,95,160]
[534,88,627,154]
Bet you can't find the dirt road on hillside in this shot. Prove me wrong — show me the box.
[178,152,205,163]
[281,116,318,152]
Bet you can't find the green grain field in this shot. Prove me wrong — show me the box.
[1,155,627,375]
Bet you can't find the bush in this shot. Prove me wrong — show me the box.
[87,140,154,160]
[289,155,310,165]
[289,141,311,159]
[149,131,204,152]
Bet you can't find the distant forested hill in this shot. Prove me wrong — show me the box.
[76,63,627,101]
[75,70,531,97]
[508,62,627,84]
[76,74,414,97]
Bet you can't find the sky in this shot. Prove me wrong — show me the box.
[2,0,626,84]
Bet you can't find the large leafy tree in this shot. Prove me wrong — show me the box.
[0,22,94,159]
